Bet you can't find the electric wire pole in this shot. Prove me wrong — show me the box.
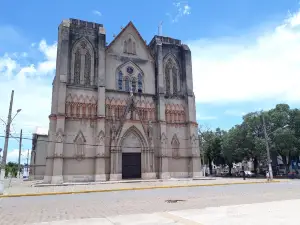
[1,90,14,179]
[262,112,273,180]
[17,129,22,178]
[27,149,29,176]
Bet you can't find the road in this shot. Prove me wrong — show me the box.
[1,181,300,224]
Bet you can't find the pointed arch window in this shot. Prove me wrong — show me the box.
[84,52,91,86]
[74,49,81,85]
[138,73,143,93]
[132,78,137,92]
[172,66,178,94]
[125,77,130,92]
[164,57,180,96]
[133,42,136,54]
[72,39,94,86]
[171,135,180,158]
[118,71,123,90]
[165,61,172,95]
[128,38,132,54]
[123,40,127,53]
[76,137,84,156]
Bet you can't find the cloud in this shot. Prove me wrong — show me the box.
[189,10,300,105]
[92,10,102,16]
[6,148,31,164]
[197,116,217,120]
[0,39,57,137]
[224,110,246,117]
[167,1,191,23]
[196,112,217,120]
[182,4,191,15]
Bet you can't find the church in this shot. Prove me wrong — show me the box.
[43,18,201,184]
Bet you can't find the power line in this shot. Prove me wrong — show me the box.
[0,135,201,150]
[0,132,200,140]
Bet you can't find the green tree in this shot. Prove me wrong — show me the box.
[239,112,267,173]
[221,125,244,175]
[271,127,299,173]
[5,162,18,178]
[268,104,300,174]
[198,127,224,174]
[199,127,215,174]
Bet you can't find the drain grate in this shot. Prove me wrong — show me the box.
[165,199,186,203]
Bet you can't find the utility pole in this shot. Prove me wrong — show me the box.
[17,129,22,178]
[262,112,273,180]
[27,149,29,173]
[1,90,14,180]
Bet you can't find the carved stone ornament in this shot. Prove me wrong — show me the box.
[160,132,167,145]
[61,27,69,40]
[171,134,180,159]
[190,134,197,147]
[71,28,97,37]
[172,148,180,159]
[80,40,87,49]
[96,152,105,157]
[111,113,117,140]
[56,129,64,143]
[74,130,86,160]
[148,121,153,140]
[97,130,105,145]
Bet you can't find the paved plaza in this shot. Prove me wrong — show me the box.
[1,177,278,196]
[29,199,300,224]
[0,181,299,224]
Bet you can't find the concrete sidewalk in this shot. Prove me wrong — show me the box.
[29,199,300,224]
[0,177,283,198]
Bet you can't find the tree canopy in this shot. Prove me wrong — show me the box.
[198,104,300,175]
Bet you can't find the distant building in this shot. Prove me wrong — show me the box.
[29,127,48,180]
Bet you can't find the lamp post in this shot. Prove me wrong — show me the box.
[0,90,21,182]
[261,113,273,180]
[261,111,289,181]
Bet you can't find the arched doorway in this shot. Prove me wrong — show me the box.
[121,127,144,179]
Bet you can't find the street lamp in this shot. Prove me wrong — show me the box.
[261,112,289,181]
[1,109,22,174]
[1,91,22,184]
[11,109,21,123]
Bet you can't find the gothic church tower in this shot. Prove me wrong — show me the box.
[44,19,201,184]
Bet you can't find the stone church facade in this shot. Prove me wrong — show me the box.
[44,18,201,184]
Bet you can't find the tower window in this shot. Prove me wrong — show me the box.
[125,77,130,92]
[132,78,137,92]
[138,73,143,93]
[118,71,123,90]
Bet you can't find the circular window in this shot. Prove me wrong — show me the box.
[127,66,134,74]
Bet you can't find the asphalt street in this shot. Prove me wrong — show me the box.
[1,181,300,225]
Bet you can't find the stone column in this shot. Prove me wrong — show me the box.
[94,26,107,181]
[190,126,202,178]
[50,20,70,184]
[159,130,170,179]
[110,141,122,180]
[95,125,106,181]
[142,140,156,179]
[43,117,56,183]
[155,39,170,179]
[182,44,202,178]
[52,119,65,184]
